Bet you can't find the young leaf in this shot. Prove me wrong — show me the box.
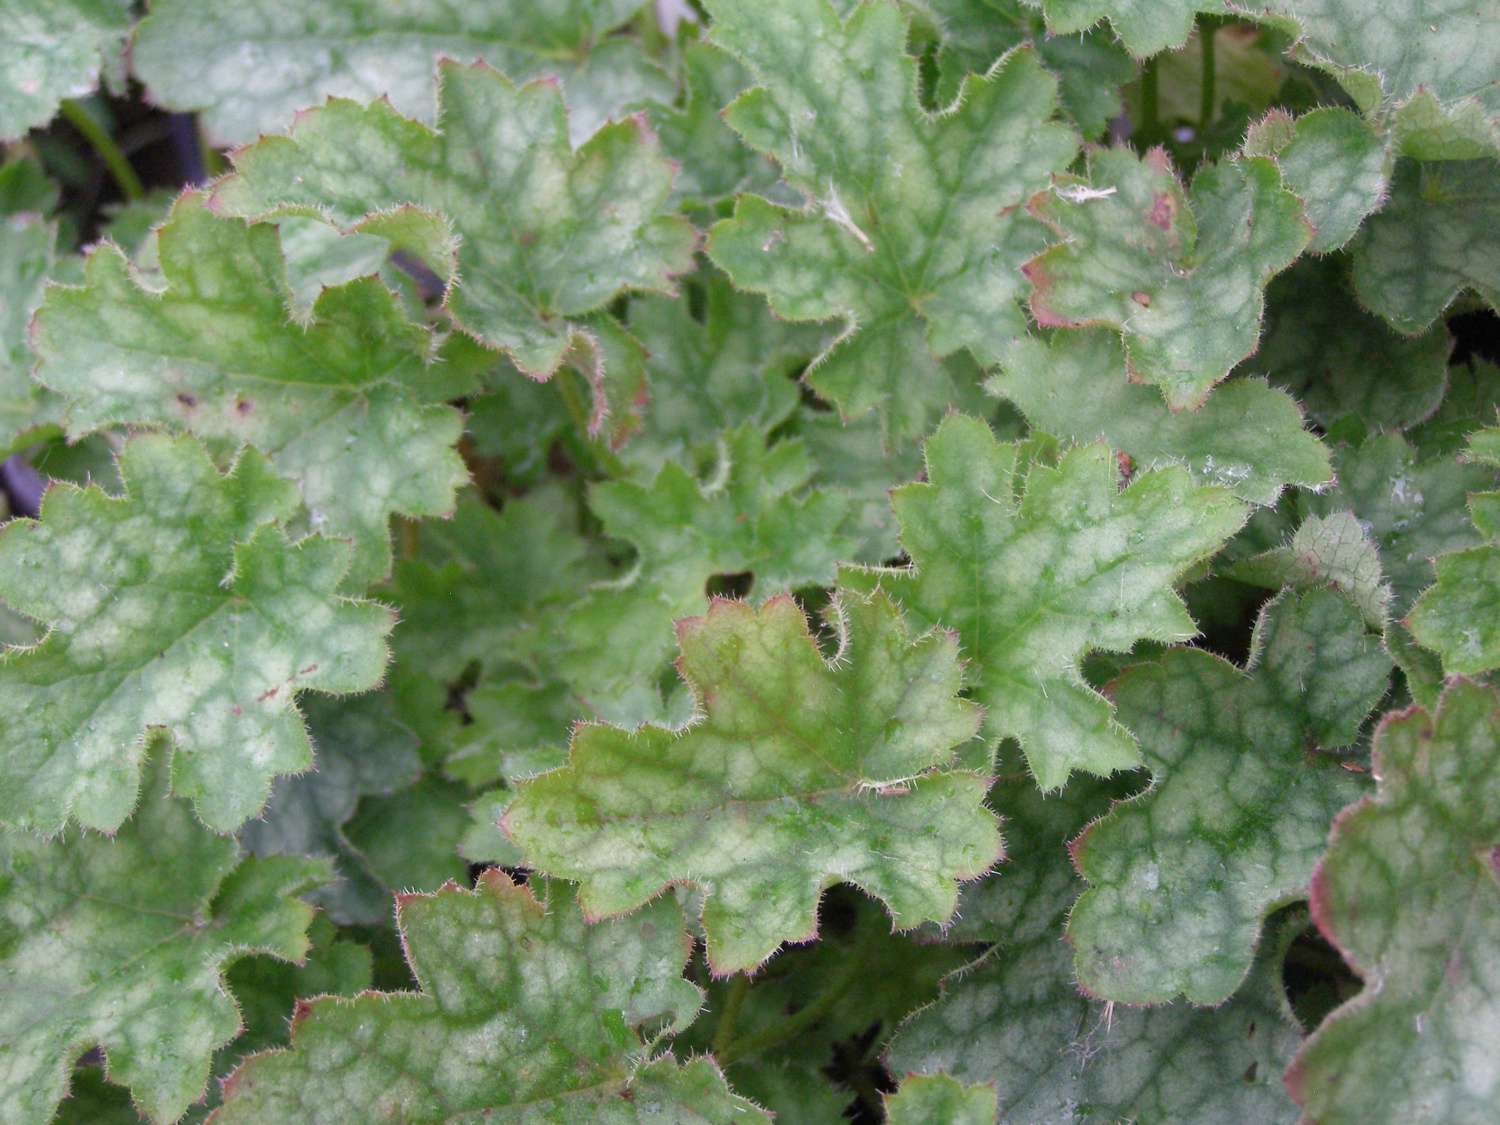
[507,590,999,973]
[211,872,766,1123]
[703,0,1078,440]
[0,0,131,140]
[31,194,469,588]
[1351,159,1500,334]
[1025,146,1311,409]
[1287,679,1500,1125]
[888,777,1306,1122]
[561,426,854,724]
[1245,254,1452,432]
[1228,511,1393,629]
[212,60,696,397]
[133,0,668,146]
[843,413,1248,789]
[0,433,392,834]
[884,1074,996,1125]
[0,749,330,1125]
[992,330,1332,506]
[1068,589,1391,1005]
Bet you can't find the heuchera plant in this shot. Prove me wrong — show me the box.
[1,1,1498,1122]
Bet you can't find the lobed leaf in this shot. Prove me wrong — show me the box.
[1228,511,1393,629]
[704,0,1078,440]
[843,413,1248,788]
[211,872,764,1123]
[0,433,392,834]
[507,590,998,973]
[888,776,1306,1123]
[1025,145,1311,409]
[133,0,668,146]
[883,1074,996,1125]
[0,0,130,140]
[993,329,1331,506]
[1287,679,1500,1125]
[213,59,696,403]
[31,194,469,588]
[0,750,330,1125]
[1067,589,1391,1004]
[1028,0,1226,57]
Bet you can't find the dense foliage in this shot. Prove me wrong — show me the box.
[1,1,1498,1122]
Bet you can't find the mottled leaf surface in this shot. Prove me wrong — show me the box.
[1246,254,1452,431]
[508,592,998,972]
[1068,590,1390,1004]
[134,0,668,146]
[562,426,853,725]
[993,330,1331,505]
[704,0,1077,439]
[0,0,130,140]
[1288,680,1500,1125]
[0,212,62,452]
[1229,511,1392,628]
[1351,159,1500,334]
[888,777,1305,1124]
[0,751,328,1125]
[0,434,392,834]
[31,195,469,588]
[213,60,695,392]
[1026,146,1310,409]
[884,1075,996,1125]
[212,873,765,1123]
[843,413,1247,789]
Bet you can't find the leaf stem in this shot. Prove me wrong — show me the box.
[59,98,143,202]
[1140,56,1160,136]
[711,973,751,1058]
[715,929,873,1066]
[1198,17,1219,129]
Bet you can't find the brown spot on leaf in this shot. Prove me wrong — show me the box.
[176,393,197,410]
[1147,193,1176,231]
[257,685,279,702]
[1132,291,1152,307]
[1243,1061,1259,1082]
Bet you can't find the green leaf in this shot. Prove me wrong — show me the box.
[1406,359,1500,457]
[646,42,784,209]
[992,329,1332,506]
[343,774,472,897]
[1228,511,1393,629]
[1068,589,1391,1004]
[703,0,1078,440]
[383,485,603,685]
[1028,0,1224,57]
[561,426,854,725]
[843,413,1247,789]
[507,590,998,973]
[1301,431,1499,614]
[914,0,1135,139]
[458,788,523,868]
[31,194,469,588]
[0,0,130,140]
[211,872,767,1123]
[212,59,696,397]
[133,0,669,147]
[1287,679,1500,1125]
[240,693,422,926]
[1242,107,1387,253]
[0,212,63,453]
[1268,0,1500,158]
[1351,159,1500,334]
[888,776,1306,1122]
[0,433,392,834]
[795,407,925,565]
[0,749,330,1125]
[621,276,821,479]
[884,1074,996,1125]
[1244,254,1452,431]
[1025,146,1311,409]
